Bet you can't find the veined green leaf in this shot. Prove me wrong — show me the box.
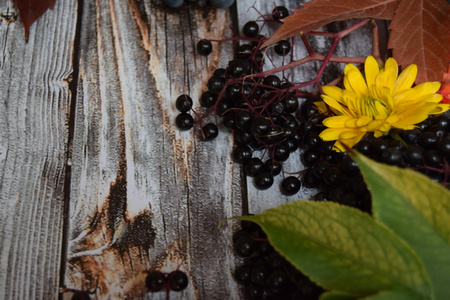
[232,201,431,298]
[352,152,450,299]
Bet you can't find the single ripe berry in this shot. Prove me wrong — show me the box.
[273,144,290,162]
[232,145,252,163]
[243,21,259,38]
[234,266,252,286]
[254,172,274,190]
[272,6,289,20]
[200,91,217,107]
[146,271,166,292]
[282,94,299,113]
[274,40,291,56]
[244,157,264,177]
[175,113,194,130]
[207,76,225,93]
[202,123,219,140]
[197,39,213,56]
[234,235,255,257]
[281,176,301,196]
[168,270,188,292]
[264,159,282,176]
[175,94,193,112]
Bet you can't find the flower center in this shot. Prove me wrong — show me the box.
[361,95,389,118]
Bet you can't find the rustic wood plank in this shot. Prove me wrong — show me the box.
[236,0,375,214]
[0,0,77,299]
[63,1,244,299]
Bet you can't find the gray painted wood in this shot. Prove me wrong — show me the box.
[0,0,77,299]
[0,0,377,299]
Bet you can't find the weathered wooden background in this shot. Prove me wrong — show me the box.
[0,0,375,299]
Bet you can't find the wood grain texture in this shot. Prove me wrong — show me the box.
[0,0,77,299]
[63,0,243,299]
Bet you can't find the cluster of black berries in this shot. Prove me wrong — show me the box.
[175,6,306,194]
[232,220,323,299]
[146,270,189,295]
[297,98,450,210]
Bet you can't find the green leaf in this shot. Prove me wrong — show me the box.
[232,201,431,298]
[351,152,450,299]
[320,290,356,300]
[361,290,421,300]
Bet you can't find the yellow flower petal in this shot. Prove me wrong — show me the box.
[393,64,417,96]
[364,56,379,92]
[323,116,353,128]
[345,69,368,97]
[323,86,344,101]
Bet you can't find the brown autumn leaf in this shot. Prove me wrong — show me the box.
[264,0,450,83]
[262,0,400,47]
[14,0,57,38]
[388,0,450,83]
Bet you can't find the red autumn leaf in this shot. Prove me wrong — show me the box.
[438,63,450,104]
[263,0,450,84]
[262,0,400,48]
[14,0,57,38]
[388,0,450,83]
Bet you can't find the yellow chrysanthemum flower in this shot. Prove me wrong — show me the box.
[319,56,450,151]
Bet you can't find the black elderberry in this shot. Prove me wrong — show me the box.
[419,131,439,149]
[302,169,321,188]
[246,284,264,299]
[302,131,321,148]
[273,144,290,162]
[216,98,233,115]
[213,67,227,79]
[223,112,236,129]
[262,75,281,89]
[274,39,291,56]
[281,176,301,196]
[323,166,343,187]
[424,149,443,167]
[207,76,225,93]
[196,39,213,56]
[389,139,406,151]
[251,265,269,284]
[235,44,254,60]
[145,271,166,292]
[300,102,318,120]
[314,191,330,201]
[202,123,219,140]
[261,128,284,145]
[404,145,424,165]
[200,91,217,108]
[254,172,274,190]
[301,148,320,167]
[329,186,345,201]
[244,157,265,177]
[168,270,188,292]
[243,21,259,38]
[312,160,329,178]
[175,94,193,112]
[355,140,373,156]
[256,241,274,256]
[341,154,360,176]
[251,118,271,137]
[372,139,390,158]
[282,94,299,113]
[438,136,450,159]
[432,114,450,132]
[400,129,421,144]
[175,113,194,130]
[272,6,289,20]
[381,148,403,166]
[244,255,266,267]
[226,82,243,98]
[299,120,316,134]
[235,129,255,145]
[264,159,282,176]
[232,145,252,163]
[234,110,253,130]
[267,270,292,296]
[267,253,287,270]
[429,125,447,138]
[241,219,260,233]
[234,235,255,257]
[234,266,252,286]
[282,137,299,152]
[228,59,247,78]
